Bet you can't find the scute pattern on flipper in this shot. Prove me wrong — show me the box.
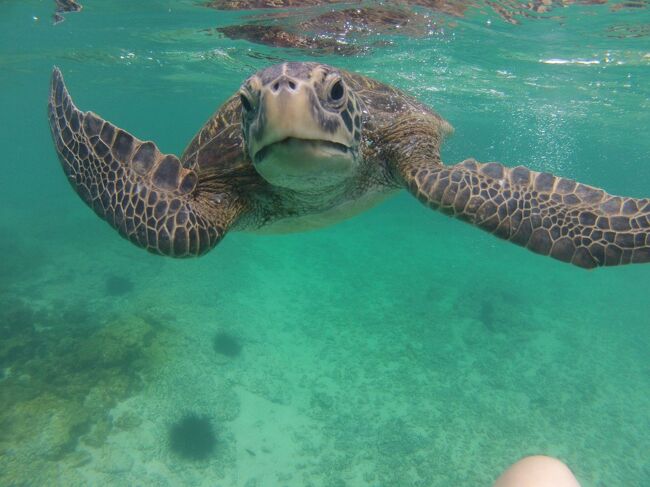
[48,68,240,257]
[404,158,650,268]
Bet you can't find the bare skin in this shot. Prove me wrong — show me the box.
[493,456,581,487]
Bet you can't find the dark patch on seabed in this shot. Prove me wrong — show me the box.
[213,331,242,357]
[168,413,218,460]
[105,274,135,296]
[455,284,528,333]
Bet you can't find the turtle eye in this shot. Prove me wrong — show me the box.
[329,79,344,101]
[239,92,253,112]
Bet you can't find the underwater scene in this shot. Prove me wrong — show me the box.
[1,1,649,485]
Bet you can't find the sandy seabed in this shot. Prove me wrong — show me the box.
[1,197,648,486]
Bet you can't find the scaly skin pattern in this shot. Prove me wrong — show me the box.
[396,155,650,268]
[48,68,245,257]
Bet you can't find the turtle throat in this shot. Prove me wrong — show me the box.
[253,137,356,191]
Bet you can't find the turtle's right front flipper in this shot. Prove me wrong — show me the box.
[48,67,246,257]
[397,157,650,269]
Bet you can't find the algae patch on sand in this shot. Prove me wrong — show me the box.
[0,297,177,485]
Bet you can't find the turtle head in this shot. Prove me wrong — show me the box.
[239,62,362,191]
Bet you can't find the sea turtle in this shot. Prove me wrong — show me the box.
[49,62,650,268]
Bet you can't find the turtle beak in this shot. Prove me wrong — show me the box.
[248,75,352,162]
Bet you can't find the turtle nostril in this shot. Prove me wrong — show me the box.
[271,78,297,93]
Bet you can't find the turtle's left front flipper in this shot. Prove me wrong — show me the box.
[49,67,246,257]
[397,158,650,268]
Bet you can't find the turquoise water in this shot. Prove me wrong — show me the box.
[1,1,649,485]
